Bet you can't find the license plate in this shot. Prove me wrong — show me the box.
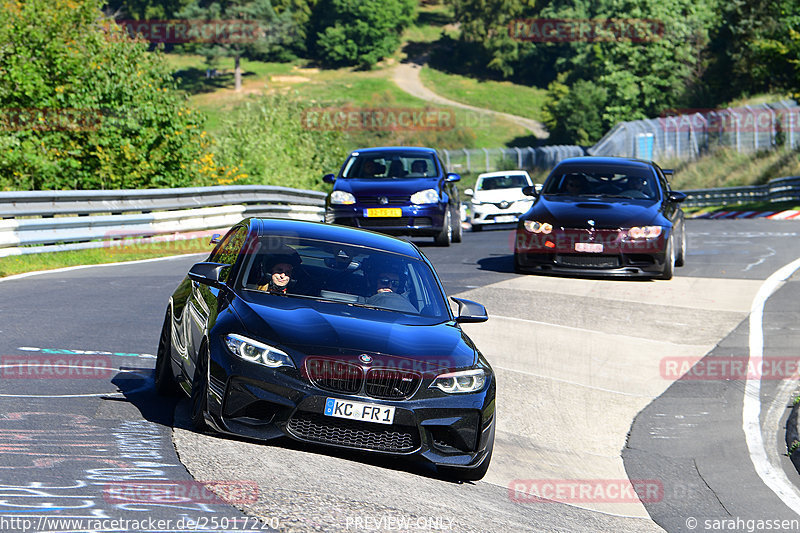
[365,208,401,217]
[324,397,395,425]
[495,215,516,223]
[575,242,603,253]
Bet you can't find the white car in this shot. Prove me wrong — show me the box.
[465,171,536,231]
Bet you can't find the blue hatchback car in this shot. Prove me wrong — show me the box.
[323,147,463,246]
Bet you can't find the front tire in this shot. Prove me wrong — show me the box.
[451,207,463,243]
[434,210,452,247]
[190,347,209,431]
[154,309,179,396]
[659,235,675,280]
[675,224,686,267]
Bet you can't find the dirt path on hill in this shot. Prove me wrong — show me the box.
[392,59,549,139]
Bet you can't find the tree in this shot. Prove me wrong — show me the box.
[310,0,416,68]
[0,0,224,190]
[703,0,800,101]
[177,0,296,90]
[544,78,608,145]
[445,0,537,77]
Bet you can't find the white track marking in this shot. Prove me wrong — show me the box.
[0,253,205,284]
[744,257,800,513]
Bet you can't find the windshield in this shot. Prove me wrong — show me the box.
[237,236,449,319]
[477,174,530,190]
[542,166,659,199]
[341,152,438,179]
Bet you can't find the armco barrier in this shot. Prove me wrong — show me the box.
[0,185,326,257]
[682,176,800,208]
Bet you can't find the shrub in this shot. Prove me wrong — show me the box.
[0,0,218,190]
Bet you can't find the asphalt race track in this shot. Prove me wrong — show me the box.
[1,218,799,532]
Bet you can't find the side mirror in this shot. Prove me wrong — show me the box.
[663,169,674,177]
[521,186,538,197]
[188,262,228,287]
[451,297,488,323]
[464,188,474,196]
[668,191,687,203]
[322,173,336,184]
[445,173,461,183]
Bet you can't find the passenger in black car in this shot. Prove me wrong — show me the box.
[258,249,301,294]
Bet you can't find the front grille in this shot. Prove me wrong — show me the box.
[556,254,621,268]
[360,217,432,228]
[287,412,419,453]
[306,359,363,394]
[356,195,410,205]
[360,217,413,227]
[365,369,421,399]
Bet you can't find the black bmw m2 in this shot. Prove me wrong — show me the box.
[155,218,494,480]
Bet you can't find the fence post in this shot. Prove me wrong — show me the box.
[483,148,490,172]
[463,148,470,173]
[513,147,522,168]
[443,149,451,172]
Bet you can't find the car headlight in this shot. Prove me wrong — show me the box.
[224,334,295,368]
[431,369,486,394]
[410,188,439,204]
[523,220,553,234]
[627,226,663,239]
[330,191,356,205]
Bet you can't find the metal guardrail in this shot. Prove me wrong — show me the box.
[441,145,585,173]
[681,176,800,208]
[2,175,797,258]
[0,185,327,257]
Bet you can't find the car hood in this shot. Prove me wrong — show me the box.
[335,177,441,196]
[530,196,659,228]
[232,296,477,370]
[473,189,531,203]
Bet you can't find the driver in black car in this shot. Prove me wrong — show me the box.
[365,262,417,313]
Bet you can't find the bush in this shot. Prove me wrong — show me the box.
[212,93,347,190]
[0,0,219,190]
[311,0,416,68]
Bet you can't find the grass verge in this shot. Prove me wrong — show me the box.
[419,66,548,123]
[0,238,213,278]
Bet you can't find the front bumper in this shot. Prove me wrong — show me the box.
[204,340,495,469]
[513,227,669,277]
[326,204,447,237]
[470,202,532,226]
